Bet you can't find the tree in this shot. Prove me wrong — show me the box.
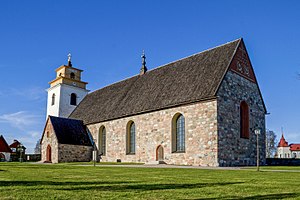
[34,139,41,154]
[266,129,277,158]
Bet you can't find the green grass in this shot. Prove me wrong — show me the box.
[0,163,300,199]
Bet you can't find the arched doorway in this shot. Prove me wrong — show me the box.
[46,145,52,162]
[156,145,164,161]
[0,153,5,161]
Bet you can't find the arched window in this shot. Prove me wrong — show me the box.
[51,94,55,106]
[46,131,50,138]
[126,121,135,154]
[70,72,75,79]
[240,101,249,139]
[99,126,106,156]
[172,113,185,152]
[70,93,77,105]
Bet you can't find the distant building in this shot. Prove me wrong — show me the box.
[9,140,26,161]
[277,134,300,158]
[0,135,12,161]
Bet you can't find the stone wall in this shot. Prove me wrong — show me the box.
[87,100,219,166]
[217,71,266,166]
[41,119,59,163]
[58,144,92,162]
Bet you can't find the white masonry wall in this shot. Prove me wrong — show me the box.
[46,84,88,118]
[0,152,11,161]
[277,147,291,158]
[46,84,61,118]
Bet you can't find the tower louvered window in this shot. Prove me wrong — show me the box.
[51,94,55,106]
[70,72,75,79]
[70,93,77,105]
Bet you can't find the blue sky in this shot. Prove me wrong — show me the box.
[0,1,299,153]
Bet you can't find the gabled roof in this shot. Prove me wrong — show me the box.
[70,38,264,125]
[9,140,25,149]
[48,116,92,146]
[0,135,12,153]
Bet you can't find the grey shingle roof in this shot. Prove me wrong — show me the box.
[70,39,241,125]
[49,116,92,146]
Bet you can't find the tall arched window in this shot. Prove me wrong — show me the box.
[126,121,135,154]
[70,93,77,105]
[99,126,106,156]
[51,94,55,106]
[70,72,75,79]
[240,101,249,139]
[172,113,185,152]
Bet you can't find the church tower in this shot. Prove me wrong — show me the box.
[46,54,89,118]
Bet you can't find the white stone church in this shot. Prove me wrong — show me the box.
[40,38,267,166]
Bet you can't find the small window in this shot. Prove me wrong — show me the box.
[46,131,50,138]
[240,101,249,139]
[126,121,135,154]
[172,113,185,153]
[70,93,77,105]
[51,94,55,106]
[99,126,106,156]
[70,72,75,79]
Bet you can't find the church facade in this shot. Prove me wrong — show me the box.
[41,38,266,166]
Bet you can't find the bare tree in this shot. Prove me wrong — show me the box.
[266,129,277,158]
[34,139,41,154]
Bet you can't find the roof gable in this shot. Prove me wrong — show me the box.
[70,39,241,124]
[0,135,12,153]
[10,140,21,148]
[49,116,92,146]
[216,39,267,113]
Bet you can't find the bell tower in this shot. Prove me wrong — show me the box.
[46,54,89,118]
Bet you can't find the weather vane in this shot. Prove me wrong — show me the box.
[67,53,72,67]
[141,50,146,67]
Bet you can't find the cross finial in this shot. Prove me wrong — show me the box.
[67,53,72,67]
[141,50,146,66]
[140,50,147,75]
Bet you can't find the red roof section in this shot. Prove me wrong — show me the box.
[0,135,12,153]
[290,144,300,151]
[278,134,289,147]
[9,140,20,148]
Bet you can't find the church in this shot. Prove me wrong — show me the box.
[40,38,267,166]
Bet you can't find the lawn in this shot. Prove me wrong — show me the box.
[0,163,300,200]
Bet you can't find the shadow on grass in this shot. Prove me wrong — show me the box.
[0,181,132,187]
[58,181,243,191]
[0,181,243,192]
[201,193,299,200]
